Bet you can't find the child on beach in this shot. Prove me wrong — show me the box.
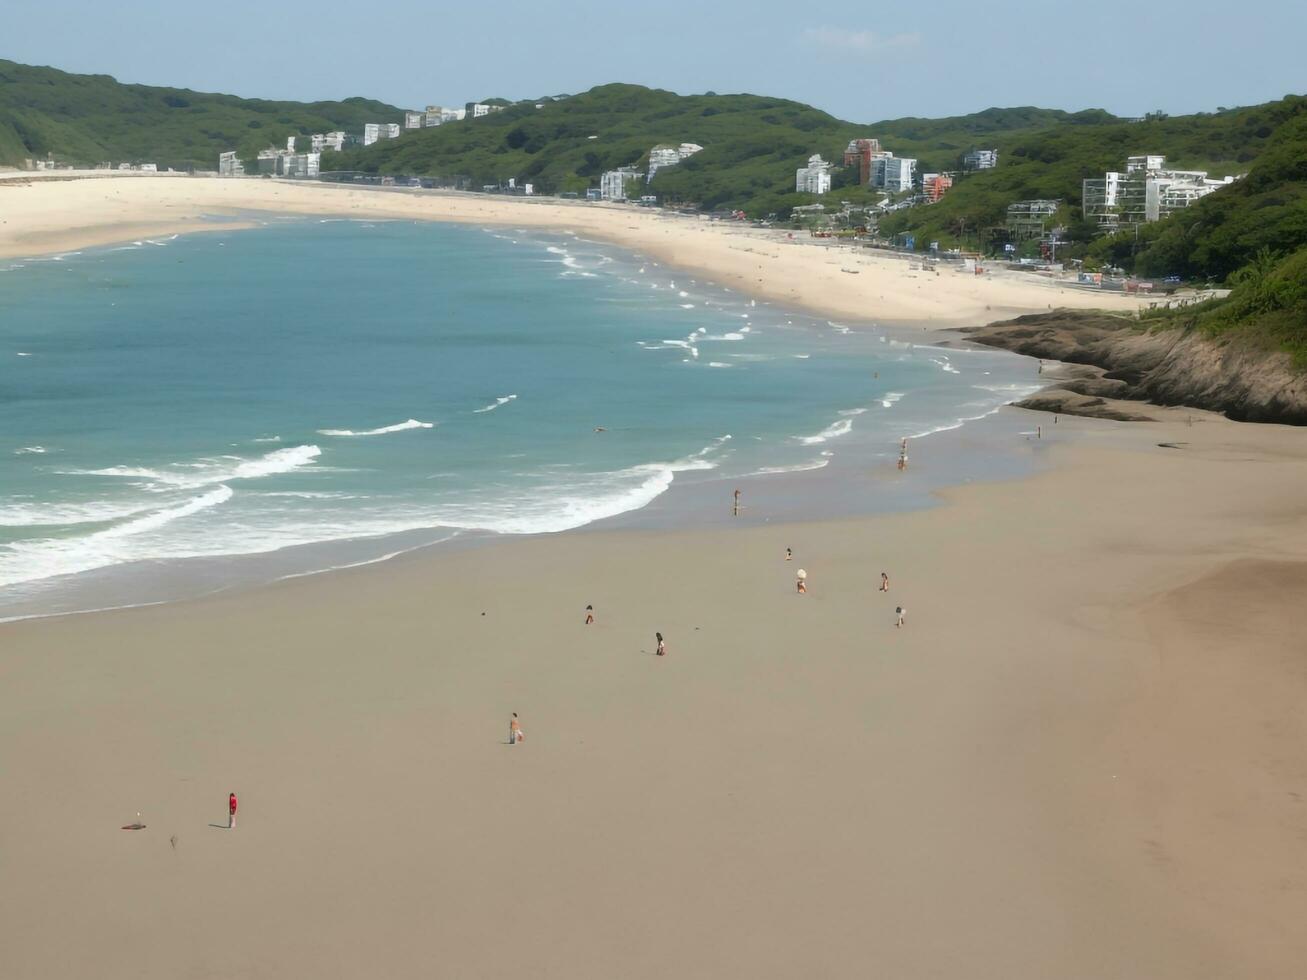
[585,604,594,625]
[656,632,666,656]
[785,548,792,561]
[509,713,524,744]
[895,606,905,628]
[880,572,889,592]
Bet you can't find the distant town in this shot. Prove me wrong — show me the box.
[27,91,1245,278]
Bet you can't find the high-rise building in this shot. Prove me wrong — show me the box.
[963,148,998,171]
[872,156,916,192]
[795,154,832,195]
[843,138,891,185]
[600,167,644,201]
[405,112,423,130]
[363,123,381,146]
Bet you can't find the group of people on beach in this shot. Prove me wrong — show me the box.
[791,551,904,625]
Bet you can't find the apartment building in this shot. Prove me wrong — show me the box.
[872,155,916,193]
[647,142,704,180]
[600,167,644,201]
[1006,199,1061,240]
[796,154,833,195]
[218,150,245,177]
[963,148,998,171]
[1084,154,1239,233]
[843,138,891,185]
[405,112,423,130]
[921,172,953,202]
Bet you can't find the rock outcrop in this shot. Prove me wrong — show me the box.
[960,311,1307,425]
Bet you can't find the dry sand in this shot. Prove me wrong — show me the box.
[1,177,1304,978]
[0,174,1144,326]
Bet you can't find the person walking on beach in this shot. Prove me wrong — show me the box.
[785,548,793,562]
[733,488,741,517]
[656,632,666,657]
[585,604,594,625]
[509,713,524,744]
[228,792,238,830]
[895,606,906,628]
[880,571,889,593]
[796,568,807,594]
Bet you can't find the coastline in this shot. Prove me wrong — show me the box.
[2,176,1305,977]
[0,175,1145,326]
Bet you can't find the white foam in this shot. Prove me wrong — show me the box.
[64,445,321,489]
[751,458,832,476]
[473,395,518,414]
[14,446,48,455]
[881,392,905,408]
[16,352,32,357]
[797,417,855,445]
[838,408,869,417]
[0,486,234,587]
[318,419,434,437]
[707,362,732,368]
[252,435,282,443]
[679,303,696,309]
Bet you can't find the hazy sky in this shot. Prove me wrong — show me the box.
[6,0,1304,121]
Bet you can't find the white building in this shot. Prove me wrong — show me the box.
[963,148,998,171]
[218,151,245,177]
[311,132,347,153]
[286,136,296,152]
[872,155,916,193]
[138,163,158,173]
[382,123,401,139]
[1084,155,1239,233]
[647,142,704,181]
[405,111,423,130]
[600,167,643,201]
[795,154,833,195]
[363,123,381,146]
[469,103,503,118]
[282,152,320,178]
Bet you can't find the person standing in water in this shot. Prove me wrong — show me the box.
[585,604,594,625]
[656,632,666,656]
[228,792,238,830]
[509,713,524,744]
[880,572,889,593]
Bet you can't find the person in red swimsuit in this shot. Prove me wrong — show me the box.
[228,792,238,830]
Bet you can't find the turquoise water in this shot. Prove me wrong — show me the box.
[0,219,1041,615]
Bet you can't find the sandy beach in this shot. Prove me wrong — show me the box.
[0,174,1144,326]
[2,176,1305,978]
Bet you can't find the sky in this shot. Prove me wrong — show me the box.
[5,0,1305,122]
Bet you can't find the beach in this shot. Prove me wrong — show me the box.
[0,174,1145,326]
[1,177,1305,978]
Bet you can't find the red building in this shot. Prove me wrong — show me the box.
[843,138,886,186]
[922,172,954,202]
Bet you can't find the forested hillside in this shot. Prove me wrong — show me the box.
[878,96,1307,251]
[0,59,403,171]
[329,83,1119,216]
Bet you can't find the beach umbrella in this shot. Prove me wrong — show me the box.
[796,568,807,580]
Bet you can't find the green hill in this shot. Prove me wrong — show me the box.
[878,97,1307,251]
[327,83,1120,215]
[0,59,404,171]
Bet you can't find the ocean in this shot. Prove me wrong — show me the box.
[0,218,1043,618]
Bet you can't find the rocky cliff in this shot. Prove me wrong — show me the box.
[959,311,1307,425]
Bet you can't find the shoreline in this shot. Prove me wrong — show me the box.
[0,175,1145,327]
[2,404,1304,978]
